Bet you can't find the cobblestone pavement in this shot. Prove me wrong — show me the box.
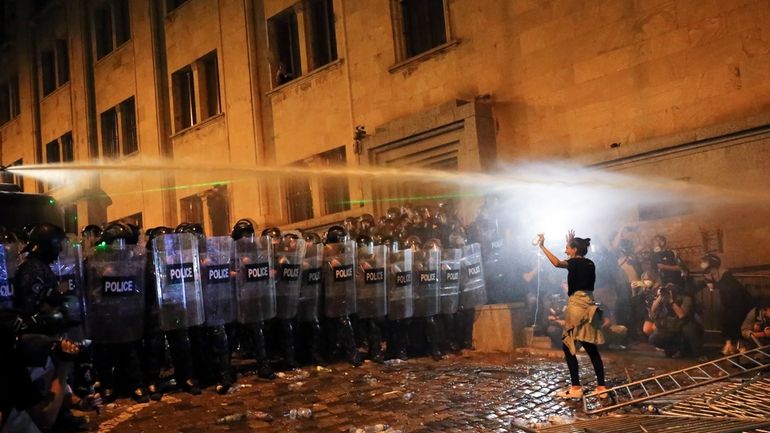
[86,345,699,433]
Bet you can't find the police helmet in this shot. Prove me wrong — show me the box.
[22,223,67,263]
[324,225,348,244]
[231,218,256,240]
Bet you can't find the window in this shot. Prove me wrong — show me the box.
[0,76,20,125]
[268,8,301,86]
[101,107,118,158]
[100,96,138,158]
[171,51,221,132]
[306,0,337,70]
[286,176,314,223]
[44,132,74,164]
[267,0,339,88]
[166,0,189,13]
[200,52,221,119]
[0,159,23,191]
[93,0,131,60]
[172,66,196,131]
[40,39,69,96]
[397,0,448,59]
[319,147,350,215]
[120,98,137,155]
[180,194,204,224]
[43,132,74,189]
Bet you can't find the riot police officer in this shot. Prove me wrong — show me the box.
[273,230,306,369]
[322,225,361,366]
[233,219,276,379]
[85,223,149,402]
[354,234,388,363]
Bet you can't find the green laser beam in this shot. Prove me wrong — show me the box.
[344,191,482,205]
[80,179,236,200]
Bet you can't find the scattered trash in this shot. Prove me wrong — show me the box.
[547,414,572,425]
[277,370,310,381]
[402,392,414,401]
[287,408,313,420]
[288,381,305,390]
[349,424,394,433]
[226,384,252,394]
[216,410,273,424]
[316,366,333,373]
[384,359,405,365]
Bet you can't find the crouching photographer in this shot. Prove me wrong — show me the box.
[1,311,101,433]
[648,283,703,358]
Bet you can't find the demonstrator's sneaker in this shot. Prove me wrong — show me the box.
[556,387,584,399]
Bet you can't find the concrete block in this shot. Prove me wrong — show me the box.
[472,302,528,353]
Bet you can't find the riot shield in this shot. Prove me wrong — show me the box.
[322,240,356,318]
[275,237,307,319]
[460,243,487,309]
[235,235,276,324]
[0,244,19,311]
[483,237,506,303]
[439,248,462,315]
[153,233,205,331]
[201,236,237,327]
[387,248,413,320]
[51,240,87,338]
[297,244,323,322]
[413,247,440,317]
[355,244,387,319]
[85,247,145,343]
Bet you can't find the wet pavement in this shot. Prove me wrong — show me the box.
[85,344,703,433]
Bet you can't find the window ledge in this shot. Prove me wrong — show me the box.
[0,116,20,131]
[266,58,344,97]
[40,82,70,103]
[93,40,133,67]
[388,39,460,74]
[170,112,225,139]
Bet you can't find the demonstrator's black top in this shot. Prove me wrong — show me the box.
[566,257,595,296]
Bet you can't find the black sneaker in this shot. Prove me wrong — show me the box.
[101,388,117,404]
[133,388,150,403]
[257,363,276,380]
[182,379,201,395]
[215,383,232,395]
[147,384,162,401]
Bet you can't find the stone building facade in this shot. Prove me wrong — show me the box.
[1,0,769,267]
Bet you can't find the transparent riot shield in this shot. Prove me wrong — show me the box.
[460,243,487,309]
[85,247,145,343]
[413,247,440,317]
[387,248,413,320]
[297,244,323,322]
[235,236,276,324]
[483,237,506,303]
[51,240,87,338]
[153,233,205,331]
[0,243,19,311]
[275,237,307,319]
[200,236,236,327]
[323,240,356,318]
[355,244,388,319]
[439,248,462,315]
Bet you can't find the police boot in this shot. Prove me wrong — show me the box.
[281,319,300,369]
[132,387,150,403]
[441,314,461,352]
[426,316,444,361]
[309,319,327,365]
[147,383,163,401]
[395,320,409,361]
[367,320,385,364]
[252,322,276,379]
[339,317,362,367]
[209,326,233,393]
